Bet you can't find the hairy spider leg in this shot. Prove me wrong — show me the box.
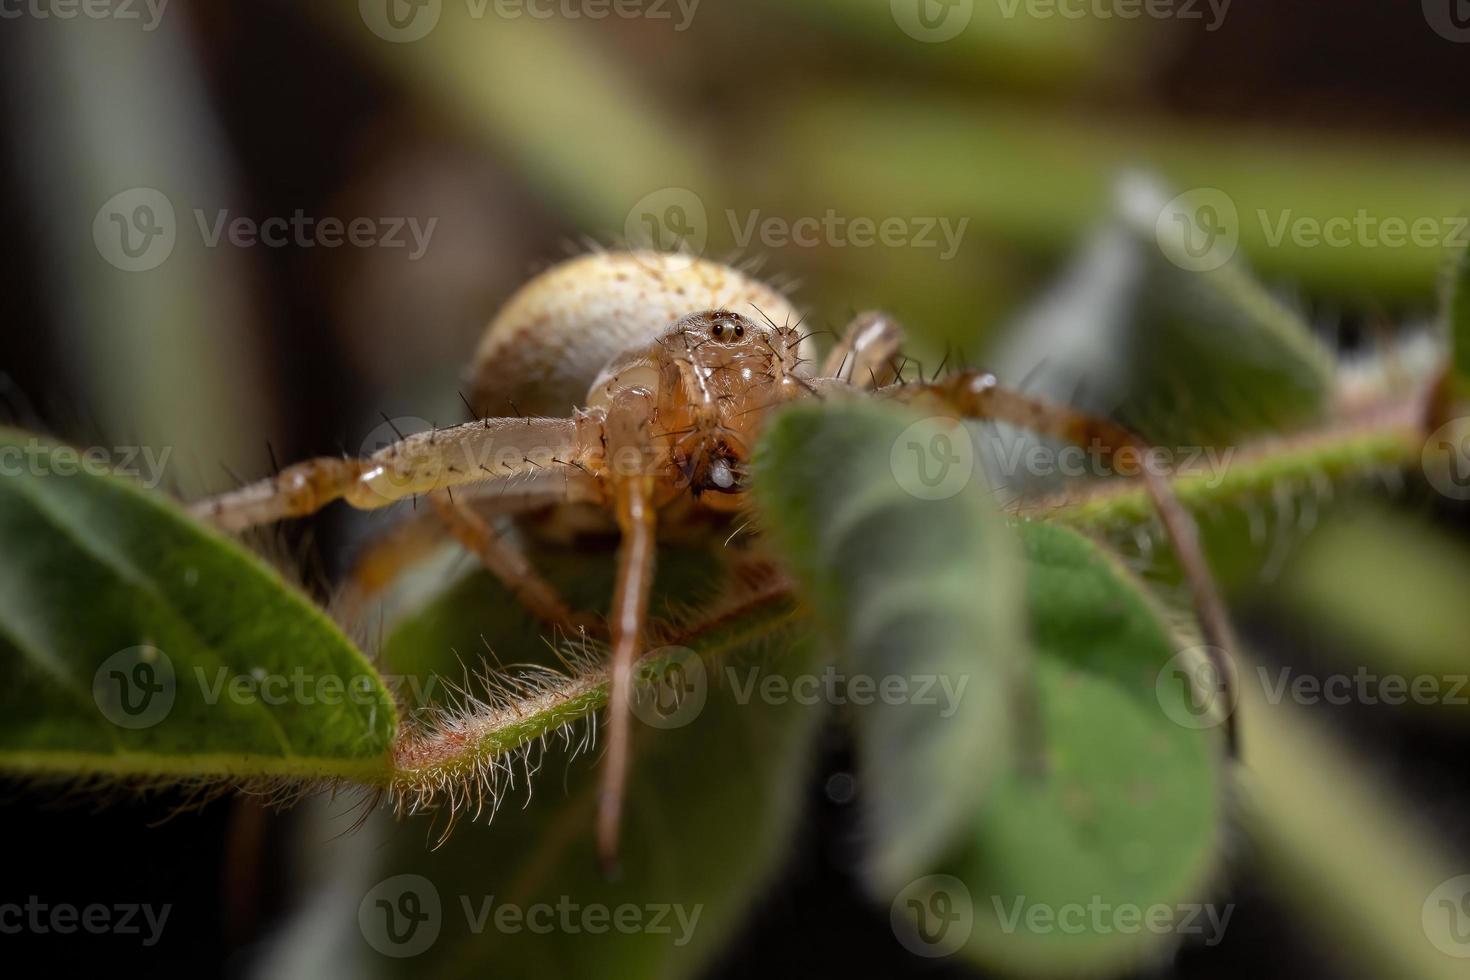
[189,416,594,531]
[429,490,592,634]
[821,311,904,388]
[596,389,661,874]
[342,483,581,608]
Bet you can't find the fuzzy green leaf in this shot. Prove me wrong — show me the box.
[350,543,824,977]
[753,398,1030,891]
[753,402,1225,975]
[927,520,1227,976]
[996,176,1334,451]
[0,429,396,783]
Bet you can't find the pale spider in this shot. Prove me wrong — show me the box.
[190,251,1237,870]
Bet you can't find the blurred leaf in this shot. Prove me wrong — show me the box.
[996,175,1333,448]
[775,0,1143,91]
[358,544,824,978]
[753,399,1029,889]
[927,521,1227,977]
[1276,509,1470,700]
[769,96,1470,300]
[313,6,708,230]
[752,401,1224,975]
[13,15,274,494]
[1238,654,1469,980]
[0,429,395,782]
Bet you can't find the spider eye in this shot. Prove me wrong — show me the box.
[733,322,745,339]
[711,321,725,338]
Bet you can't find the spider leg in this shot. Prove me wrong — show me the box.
[881,370,1241,752]
[821,311,905,387]
[596,391,660,874]
[189,415,595,532]
[428,490,592,634]
[343,482,580,605]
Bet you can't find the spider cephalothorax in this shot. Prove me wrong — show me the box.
[610,309,812,507]
[189,250,1237,870]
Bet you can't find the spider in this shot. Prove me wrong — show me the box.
[189,250,1237,871]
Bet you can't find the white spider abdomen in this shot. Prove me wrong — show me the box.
[468,251,803,417]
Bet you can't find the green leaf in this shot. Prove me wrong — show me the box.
[930,520,1227,976]
[0,429,396,783]
[995,176,1334,450]
[752,399,1029,891]
[1276,508,1470,709]
[1238,653,1470,980]
[752,401,1224,975]
[353,543,825,977]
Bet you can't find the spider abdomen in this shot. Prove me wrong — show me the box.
[467,251,801,417]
